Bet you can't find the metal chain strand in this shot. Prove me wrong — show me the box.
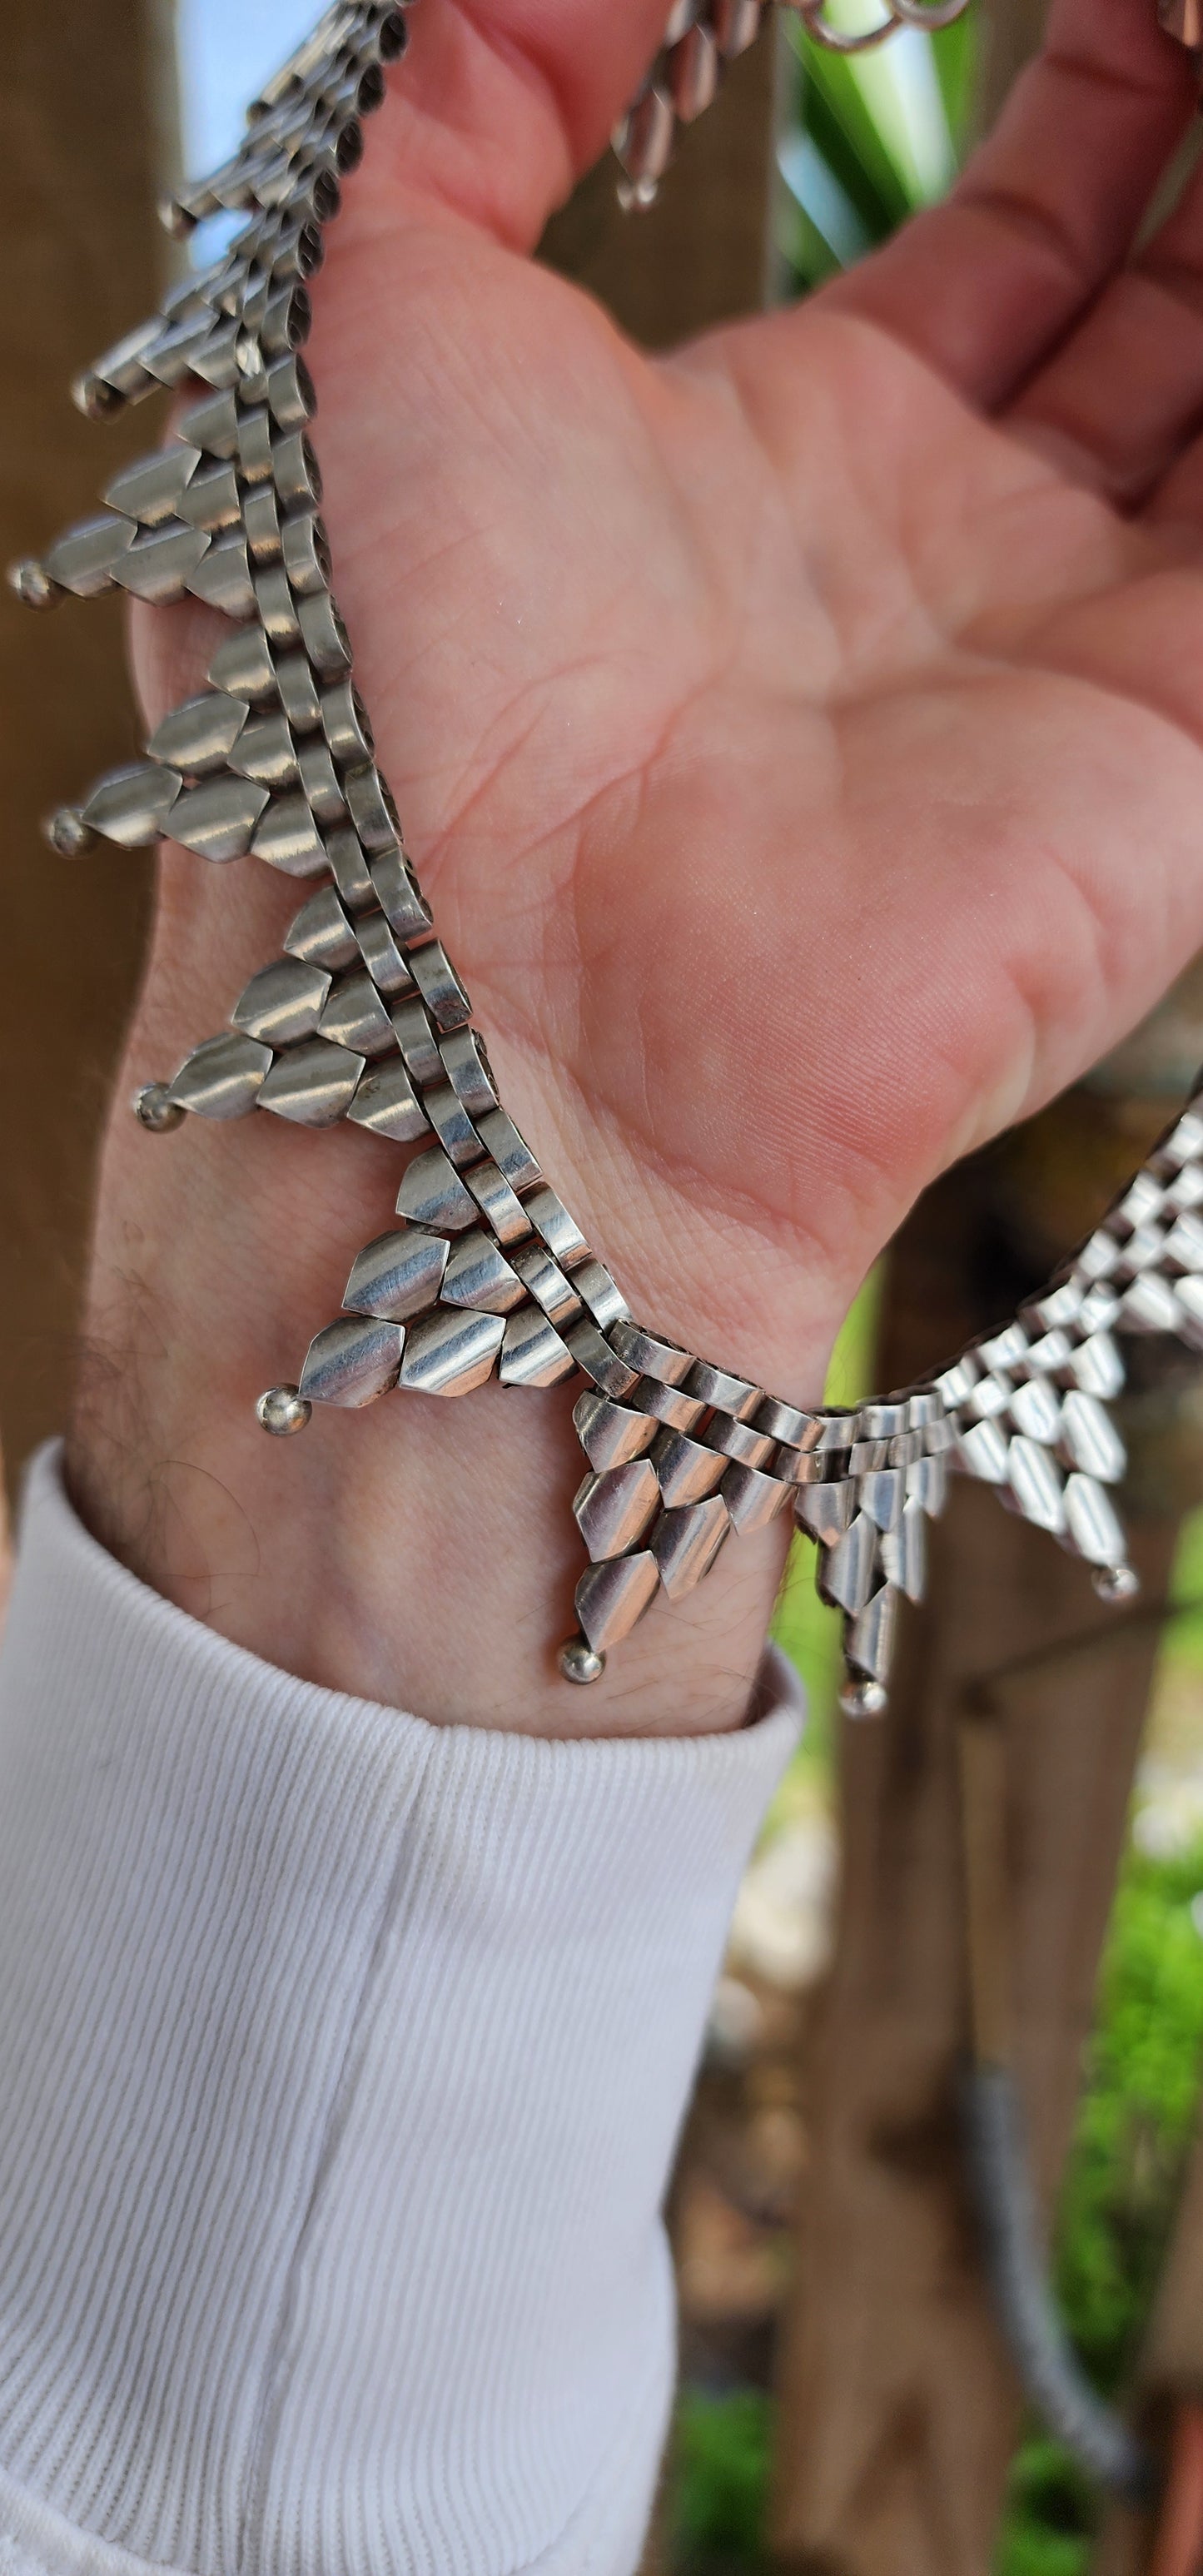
[611,0,975,206]
[9,0,1203,1710]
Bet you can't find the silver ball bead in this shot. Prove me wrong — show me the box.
[44,807,97,860]
[558,1634,606,1687]
[132,1082,184,1135]
[71,369,122,422]
[256,1385,312,1438]
[157,194,196,241]
[840,1677,888,1721]
[616,176,659,213]
[1093,1563,1140,1606]
[7,558,59,611]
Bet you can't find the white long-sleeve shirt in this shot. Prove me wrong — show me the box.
[0,1448,800,2576]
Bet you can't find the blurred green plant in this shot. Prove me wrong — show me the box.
[770,1262,882,1772]
[672,2389,773,2574]
[1156,1500,1203,1679]
[994,2440,1096,2576]
[996,1829,1203,2571]
[1055,1843,1203,2394]
[670,1830,1203,2570]
[778,0,976,292]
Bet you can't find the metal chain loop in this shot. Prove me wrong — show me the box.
[792,5,912,57]
[793,0,977,52]
[612,0,974,201]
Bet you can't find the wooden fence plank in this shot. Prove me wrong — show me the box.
[0,1,172,1498]
[770,1107,1183,2574]
[539,15,782,349]
[1096,2104,1203,2572]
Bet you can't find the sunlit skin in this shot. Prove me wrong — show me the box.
[69,0,1203,1733]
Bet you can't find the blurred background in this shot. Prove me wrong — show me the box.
[5,6,1203,2571]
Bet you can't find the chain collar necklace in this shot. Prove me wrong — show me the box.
[11,0,1202,1715]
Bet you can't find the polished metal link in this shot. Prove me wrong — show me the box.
[14,0,1200,1708]
[612,0,976,210]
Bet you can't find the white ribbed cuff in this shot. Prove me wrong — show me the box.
[0,1447,802,2576]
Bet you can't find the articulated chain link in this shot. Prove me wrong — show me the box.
[613,0,973,209]
[10,0,1203,1712]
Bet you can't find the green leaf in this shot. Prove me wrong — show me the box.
[931,9,978,153]
[673,2390,773,2564]
[788,22,913,232]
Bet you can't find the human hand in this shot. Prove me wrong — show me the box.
[72,0,1203,1729]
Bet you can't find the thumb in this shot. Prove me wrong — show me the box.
[360,0,676,251]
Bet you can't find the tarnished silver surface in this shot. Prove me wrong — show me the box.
[172,776,271,862]
[574,1458,660,1561]
[42,514,136,596]
[409,937,471,1030]
[285,883,360,971]
[500,1307,577,1388]
[511,1243,582,1327]
[440,1028,497,1117]
[397,1145,478,1233]
[122,522,211,604]
[258,1037,365,1123]
[253,790,329,875]
[236,713,301,788]
[465,1156,530,1246]
[133,1082,185,1135]
[523,1186,589,1269]
[575,1551,661,1653]
[166,1032,271,1118]
[25,0,1200,1704]
[233,956,331,1045]
[104,447,197,524]
[612,0,976,210]
[298,1313,405,1405]
[653,1494,730,1598]
[440,1229,525,1314]
[347,1056,430,1141]
[574,1390,657,1473]
[318,967,395,1053]
[80,762,183,847]
[425,1081,485,1168]
[653,1427,728,1505]
[558,1635,607,1685]
[149,693,249,775]
[345,1224,450,1320]
[354,911,413,996]
[721,1459,791,1533]
[256,1382,312,1435]
[399,1305,505,1397]
[191,533,257,619]
[371,848,432,943]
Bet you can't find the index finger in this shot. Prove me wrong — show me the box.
[825,0,1197,415]
[355,0,675,251]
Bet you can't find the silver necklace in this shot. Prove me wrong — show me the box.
[11,0,1201,1716]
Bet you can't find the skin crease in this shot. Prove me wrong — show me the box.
[67,0,1203,1734]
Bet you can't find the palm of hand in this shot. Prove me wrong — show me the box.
[142,0,1203,1405]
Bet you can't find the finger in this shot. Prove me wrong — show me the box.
[1148,415,1203,527]
[824,0,1196,415]
[1009,142,1203,510]
[351,0,672,251]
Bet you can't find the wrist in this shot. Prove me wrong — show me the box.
[67,1338,794,1740]
[67,867,831,1736]
[71,1043,817,1745]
